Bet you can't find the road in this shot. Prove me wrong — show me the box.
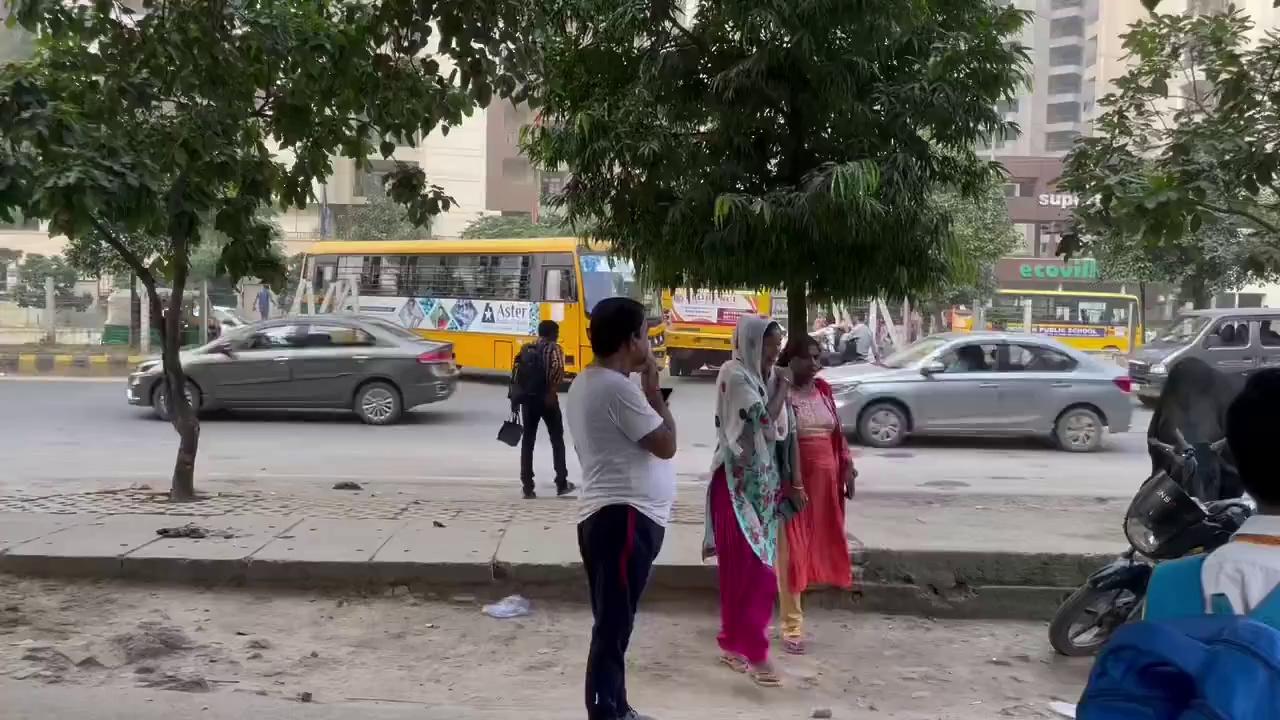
[0,374,1152,499]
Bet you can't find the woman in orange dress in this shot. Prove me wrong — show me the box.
[777,335,855,654]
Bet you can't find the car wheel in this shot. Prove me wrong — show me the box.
[355,381,402,425]
[858,402,907,449]
[151,380,201,422]
[1055,407,1104,452]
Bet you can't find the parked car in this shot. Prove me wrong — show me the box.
[127,314,458,425]
[822,332,1133,452]
[1128,307,1280,408]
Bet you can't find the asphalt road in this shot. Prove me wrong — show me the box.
[0,374,1152,499]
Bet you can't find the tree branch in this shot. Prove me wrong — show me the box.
[1198,199,1280,235]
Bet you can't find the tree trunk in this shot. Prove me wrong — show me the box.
[786,284,808,341]
[142,280,198,501]
[1180,275,1210,309]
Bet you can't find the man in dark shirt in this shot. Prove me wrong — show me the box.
[512,320,574,499]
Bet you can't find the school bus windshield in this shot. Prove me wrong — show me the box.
[578,254,660,318]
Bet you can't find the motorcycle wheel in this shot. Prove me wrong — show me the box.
[1048,585,1142,657]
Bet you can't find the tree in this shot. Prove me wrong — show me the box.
[13,252,80,309]
[460,213,569,239]
[523,0,1030,338]
[336,188,432,241]
[0,0,526,500]
[1058,9,1280,285]
[927,177,1021,308]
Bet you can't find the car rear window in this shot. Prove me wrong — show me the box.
[363,318,429,342]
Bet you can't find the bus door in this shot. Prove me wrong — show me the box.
[532,252,582,374]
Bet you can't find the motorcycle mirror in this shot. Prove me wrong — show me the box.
[1210,437,1228,453]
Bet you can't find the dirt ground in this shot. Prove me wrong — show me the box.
[0,576,1086,719]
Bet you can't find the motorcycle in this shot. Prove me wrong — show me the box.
[1047,434,1252,657]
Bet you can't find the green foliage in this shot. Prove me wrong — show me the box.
[336,190,432,242]
[0,0,528,498]
[927,177,1021,306]
[460,213,570,239]
[13,253,81,309]
[1059,9,1280,292]
[524,0,1030,335]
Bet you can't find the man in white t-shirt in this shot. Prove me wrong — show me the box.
[566,296,676,720]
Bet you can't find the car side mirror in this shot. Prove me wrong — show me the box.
[921,360,946,376]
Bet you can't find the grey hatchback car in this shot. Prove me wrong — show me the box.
[822,332,1133,452]
[127,315,458,425]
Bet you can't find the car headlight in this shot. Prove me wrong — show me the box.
[829,381,862,396]
[136,360,160,374]
[1151,363,1168,375]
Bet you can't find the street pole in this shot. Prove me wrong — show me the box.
[140,286,151,355]
[200,281,210,345]
[43,276,55,344]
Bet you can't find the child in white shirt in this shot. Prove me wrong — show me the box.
[1201,368,1280,613]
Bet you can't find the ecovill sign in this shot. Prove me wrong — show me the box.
[1019,258,1098,281]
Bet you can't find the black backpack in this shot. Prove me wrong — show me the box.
[511,342,548,402]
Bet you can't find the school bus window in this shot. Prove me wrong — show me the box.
[544,268,575,302]
[342,253,533,300]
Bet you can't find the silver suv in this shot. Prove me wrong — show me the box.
[1129,307,1280,408]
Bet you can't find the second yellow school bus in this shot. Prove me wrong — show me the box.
[661,289,780,375]
[303,238,667,376]
[980,289,1144,354]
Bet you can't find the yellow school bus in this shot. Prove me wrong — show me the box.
[302,238,666,376]
[980,289,1144,353]
[661,289,778,375]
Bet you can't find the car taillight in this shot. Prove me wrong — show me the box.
[418,349,453,364]
[1113,377,1132,393]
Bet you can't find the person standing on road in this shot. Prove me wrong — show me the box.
[255,285,273,321]
[704,315,798,688]
[566,297,677,720]
[777,335,855,655]
[511,320,573,499]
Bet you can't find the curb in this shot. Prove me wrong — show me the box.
[0,353,143,376]
[0,546,1105,621]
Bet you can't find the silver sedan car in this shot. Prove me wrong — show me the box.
[127,314,458,425]
[822,332,1133,452]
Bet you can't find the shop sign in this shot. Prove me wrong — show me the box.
[1018,258,1098,281]
[1037,193,1080,208]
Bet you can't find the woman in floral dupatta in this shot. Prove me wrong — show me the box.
[702,315,802,687]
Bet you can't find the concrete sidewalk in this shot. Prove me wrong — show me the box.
[0,350,143,376]
[0,488,1124,619]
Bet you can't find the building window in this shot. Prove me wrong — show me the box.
[1188,0,1228,15]
[1047,102,1082,123]
[1050,45,1084,67]
[1050,17,1085,39]
[1085,36,1097,68]
[1047,73,1082,95]
[1045,130,1082,152]
[353,160,418,198]
[998,97,1020,115]
[1051,0,1083,8]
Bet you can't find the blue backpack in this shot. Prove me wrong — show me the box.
[1077,554,1280,719]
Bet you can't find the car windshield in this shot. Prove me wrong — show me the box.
[194,325,255,353]
[579,253,661,317]
[1157,315,1212,344]
[880,336,950,369]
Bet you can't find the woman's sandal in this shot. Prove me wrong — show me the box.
[783,638,806,655]
[749,665,783,688]
[719,654,748,673]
